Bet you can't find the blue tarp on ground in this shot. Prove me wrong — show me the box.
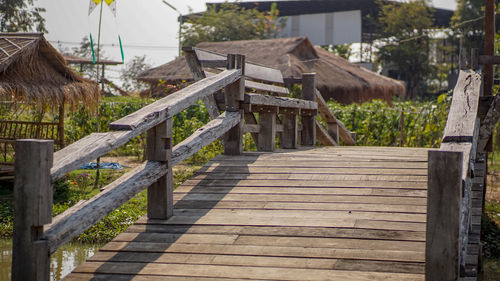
[78,162,129,170]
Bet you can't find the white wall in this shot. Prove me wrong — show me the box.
[280,10,362,46]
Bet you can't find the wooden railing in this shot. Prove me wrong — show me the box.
[184,47,356,147]
[10,54,322,281]
[426,50,485,280]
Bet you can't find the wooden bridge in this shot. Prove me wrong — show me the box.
[10,49,491,281]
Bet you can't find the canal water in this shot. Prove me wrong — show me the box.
[0,239,102,281]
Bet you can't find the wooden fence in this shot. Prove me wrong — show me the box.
[10,53,351,281]
[426,49,486,280]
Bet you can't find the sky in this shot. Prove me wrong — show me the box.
[35,0,458,80]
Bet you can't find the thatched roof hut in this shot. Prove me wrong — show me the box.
[138,37,405,104]
[0,33,99,108]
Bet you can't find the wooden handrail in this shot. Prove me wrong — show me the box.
[426,69,482,280]
[50,69,241,182]
[110,69,241,131]
[188,47,284,84]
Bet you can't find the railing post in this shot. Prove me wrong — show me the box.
[147,118,173,219]
[281,109,298,149]
[12,139,53,281]
[301,73,316,146]
[223,54,245,155]
[258,109,277,151]
[426,150,463,280]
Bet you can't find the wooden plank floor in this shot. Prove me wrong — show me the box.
[65,147,429,281]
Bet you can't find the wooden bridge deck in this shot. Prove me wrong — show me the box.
[64,146,429,281]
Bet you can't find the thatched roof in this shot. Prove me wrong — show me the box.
[138,37,405,104]
[0,33,99,108]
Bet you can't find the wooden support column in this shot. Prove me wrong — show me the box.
[223,54,244,155]
[426,150,463,281]
[146,118,173,219]
[281,111,298,149]
[184,47,220,119]
[327,123,339,145]
[301,73,316,146]
[484,0,495,97]
[58,101,65,148]
[258,112,277,151]
[12,139,53,281]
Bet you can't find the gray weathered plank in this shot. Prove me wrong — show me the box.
[441,70,482,143]
[172,111,241,166]
[315,89,355,145]
[12,140,53,281]
[194,48,284,84]
[44,161,166,254]
[245,93,317,110]
[110,69,241,130]
[425,150,463,281]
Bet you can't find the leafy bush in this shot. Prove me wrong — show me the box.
[327,93,451,147]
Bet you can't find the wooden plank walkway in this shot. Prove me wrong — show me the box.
[64,146,429,281]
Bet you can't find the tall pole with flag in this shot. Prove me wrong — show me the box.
[88,0,122,189]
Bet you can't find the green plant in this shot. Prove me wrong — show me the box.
[327,93,451,147]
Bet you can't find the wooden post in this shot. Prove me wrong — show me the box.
[258,111,277,151]
[184,47,221,120]
[146,118,173,219]
[12,139,53,281]
[459,48,468,70]
[484,0,495,97]
[471,48,479,71]
[301,73,316,146]
[58,102,65,148]
[327,123,339,145]
[426,150,463,281]
[223,54,244,155]
[282,110,298,149]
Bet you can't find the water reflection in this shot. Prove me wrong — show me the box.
[0,239,102,281]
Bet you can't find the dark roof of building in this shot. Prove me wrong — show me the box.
[184,0,453,36]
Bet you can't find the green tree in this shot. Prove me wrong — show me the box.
[70,37,102,80]
[0,0,47,33]
[120,55,151,92]
[181,1,286,47]
[324,44,352,60]
[376,0,434,98]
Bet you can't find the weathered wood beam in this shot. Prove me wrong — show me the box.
[244,93,317,110]
[172,111,241,166]
[478,89,500,151]
[184,48,220,120]
[245,80,289,96]
[12,140,53,281]
[478,55,500,65]
[426,150,463,281]
[146,119,173,219]
[257,112,276,151]
[314,89,355,145]
[301,73,316,146]
[243,124,261,134]
[223,54,245,155]
[193,48,284,84]
[110,69,241,131]
[441,70,481,143]
[51,130,136,182]
[44,161,166,254]
[204,71,289,96]
[315,120,338,146]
